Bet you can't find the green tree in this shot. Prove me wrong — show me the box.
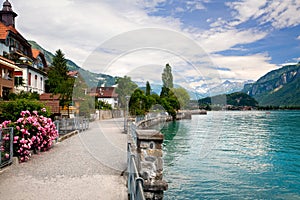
[46,49,75,117]
[146,81,151,96]
[72,73,95,117]
[115,76,138,108]
[160,64,180,120]
[172,87,190,109]
[162,63,173,88]
[129,89,147,116]
[95,100,112,110]
[8,91,39,101]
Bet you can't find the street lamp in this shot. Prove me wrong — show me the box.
[124,95,130,133]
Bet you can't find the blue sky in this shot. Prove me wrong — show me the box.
[11,0,300,91]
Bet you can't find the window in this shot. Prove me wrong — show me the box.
[35,75,38,87]
[28,72,31,86]
[40,77,43,89]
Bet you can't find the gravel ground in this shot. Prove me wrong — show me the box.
[0,118,128,200]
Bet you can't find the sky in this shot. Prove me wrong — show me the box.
[10,0,300,90]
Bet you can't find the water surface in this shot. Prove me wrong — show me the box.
[162,111,300,199]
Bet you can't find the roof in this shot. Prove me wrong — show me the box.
[0,21,16,39]
[67,70,78,77]
[3,0,13,11]
[31,49,41,59]
[0,21,28,45]
[91,87,118,98]
[40,93,60,100]
[0,54,14,64]
[31,48,48,68]
[0,55,22,71]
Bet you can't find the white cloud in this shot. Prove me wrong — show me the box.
[226,0,300,29]
[226,0,267,25]
[13,0,181,66]
[9,0,285,88]
[210,53,278,81]
[195,28,268,53]
[297,35,300,40]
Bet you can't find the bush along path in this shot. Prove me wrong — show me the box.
[0,109,58,162]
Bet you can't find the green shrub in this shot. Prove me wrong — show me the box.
[0,99,50,122]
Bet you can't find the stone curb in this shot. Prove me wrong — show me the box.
[57,130,79,143]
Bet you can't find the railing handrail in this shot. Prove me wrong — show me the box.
[0,127,14,168]
[54,117,89,135]
[127,143,146,200]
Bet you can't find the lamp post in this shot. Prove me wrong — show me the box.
[124,95,130,133]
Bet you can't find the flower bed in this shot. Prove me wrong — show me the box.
[0,108,58,162]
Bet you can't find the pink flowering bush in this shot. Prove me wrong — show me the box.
[0,108,58,162]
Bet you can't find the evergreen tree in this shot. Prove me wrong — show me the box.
[46,49,74,117]
[162,63,173,88]
[146,81,151,96]
[160,64,179,120]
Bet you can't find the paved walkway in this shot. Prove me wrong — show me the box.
[0,118,128,200]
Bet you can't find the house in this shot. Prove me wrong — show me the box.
[0,55,21,99]
[14,49,48,94]
[90,87,118,109]
[0,0,47,95]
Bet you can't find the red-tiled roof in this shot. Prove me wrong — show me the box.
[91,87,118,98]
[0,21,19,40]
[31,49,41,59]
[67,70,78,77]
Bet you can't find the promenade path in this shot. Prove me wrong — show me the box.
[0,118,128,200]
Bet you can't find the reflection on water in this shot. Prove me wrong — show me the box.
[162,111,300,200]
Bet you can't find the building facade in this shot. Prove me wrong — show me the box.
[91,87,119,109]
[0,0,47,96]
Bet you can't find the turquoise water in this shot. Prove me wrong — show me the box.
[162,111,300,200]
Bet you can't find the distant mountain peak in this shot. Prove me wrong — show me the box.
[242,63,300,106]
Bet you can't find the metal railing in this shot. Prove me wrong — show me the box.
[127,143,146,200]
[129,122,138,145]
[0,127,13,168]
[54,117,89,135]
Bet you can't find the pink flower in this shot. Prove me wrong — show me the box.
[14,136,19,141]
[5,153,10,159]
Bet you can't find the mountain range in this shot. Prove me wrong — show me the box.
[242,63,300,106]
[29,41,300,106]
[29,41,116,87]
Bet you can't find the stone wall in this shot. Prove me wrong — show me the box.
[97,110,123,120]
[135,129,168,200]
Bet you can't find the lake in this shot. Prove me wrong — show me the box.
[162,111,300,199]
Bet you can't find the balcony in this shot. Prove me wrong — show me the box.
[0,77,13,88]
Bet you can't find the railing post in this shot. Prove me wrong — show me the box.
[0,127,14,168]
[9,127,13,162]
[0,129,2,167]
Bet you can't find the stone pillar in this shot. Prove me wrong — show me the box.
[136,129,168,200]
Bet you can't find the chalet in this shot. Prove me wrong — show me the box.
[91,87,118,109]
[0,0,47,95]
